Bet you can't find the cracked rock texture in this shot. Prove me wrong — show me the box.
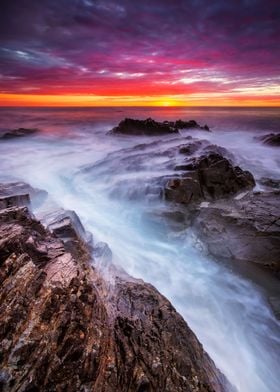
[194,191,280,276]
[0,196,231,391]
[165,153,255,205]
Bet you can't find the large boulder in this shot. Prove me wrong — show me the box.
[166,153,255,205]
[110,118,210,136]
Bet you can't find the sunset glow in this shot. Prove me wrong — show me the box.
[0,0,279,107]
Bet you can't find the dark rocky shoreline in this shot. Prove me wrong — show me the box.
[110,118,210,135]
[1,117,279,391]
[0,182,232,392]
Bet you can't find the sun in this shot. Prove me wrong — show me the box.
[155,98,178,107]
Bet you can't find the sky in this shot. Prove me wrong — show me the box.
[0,0,279,106]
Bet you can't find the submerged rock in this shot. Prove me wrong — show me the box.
[259,177,280,189]
[110,117,210,136]
[0,186,231,392]
[0,128,38,140]
[256,133,280,146]
[92,241,113,266]
[202,144,235,162]
[178,140,207,155]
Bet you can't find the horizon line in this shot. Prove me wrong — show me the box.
[0,105,279,109]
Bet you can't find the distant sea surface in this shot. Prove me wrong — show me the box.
[0,106,279,134]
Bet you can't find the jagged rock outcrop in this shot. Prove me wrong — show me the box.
[165,153,255,204]
[110,118,210,136]
[0,128,38,140]
[256,133,280,146]
[193,191,280,277]
[0,191,231,391]
[0,182,47,209]
[42,208,93,259]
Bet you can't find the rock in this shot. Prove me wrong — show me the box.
[0,128,38,140]
[0,194,30,210]
[42,209,93,258]
[259,177,280,189]
[166,153,255,205]
[193,191,280,277]
[92,241,113,266]
[202,144,235,162]
[0,182,47,209]
[110,118,210,136]
[111,117,178,135]
[178,140,206,155]
[0,200,232,391]
[172,119,210,131]
[165,176,202,204]
[144,206,191,233]
[196,154,255,199]
[256,133,280,146]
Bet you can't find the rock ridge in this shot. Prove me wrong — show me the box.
[0,184,231,392]
[110,118,210,136]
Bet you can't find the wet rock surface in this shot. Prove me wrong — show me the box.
[0,128,38,140]
[193,191,280,276]
[259,177,280,190]
[166,153,255,204]
[0,182,48,209]
[64,121,280,320]
[110,118,210,135]
[0,189,231,391]
[256,133,280,146]
[0,193,30,210]
[42,208,93,259]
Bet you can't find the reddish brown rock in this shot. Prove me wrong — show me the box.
[0,202,232,391]
[42,208,93,258]
[0,181,47,209]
